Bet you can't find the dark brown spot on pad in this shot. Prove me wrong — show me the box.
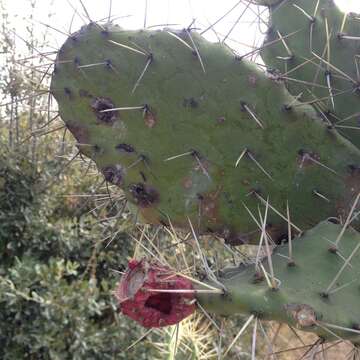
[129,183,159,207]
[183,98,198,109]
[64,87,72,98]
[143,105,157,128]
[285,304,317,328]
[91,97,118,125]
[116,143,135,153]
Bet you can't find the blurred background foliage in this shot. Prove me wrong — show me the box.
[0,2,159,357]
[0,104,159,359]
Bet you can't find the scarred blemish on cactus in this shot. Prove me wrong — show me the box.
[91,97,118,124]
[143,105,157,128]
[64,87,72,98]
[285,303,317,328]
[115,259,196,328]
[129,183,159,207]
[183,97,198,109]
[115,143,135,153]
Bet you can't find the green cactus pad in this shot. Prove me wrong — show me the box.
[51,24,360,244]
[197,221,360,343]
[257,0,360,148]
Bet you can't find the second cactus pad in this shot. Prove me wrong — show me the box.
[257,0,360,148]
[197,221,360,343]
[51,24,360,244]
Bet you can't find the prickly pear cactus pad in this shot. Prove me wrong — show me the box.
[51,23,360,244]
[197,221,360,343]
[255,0,360,148]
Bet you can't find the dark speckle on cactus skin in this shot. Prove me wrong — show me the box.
[91,97,118,125]
[285,304,317,328]
[183,97,198,109]
[64,87,72,98]
[283,103,293,112]
[105,59,112,70]
[116,143,135,153]
[74,56,80,66]
[93,144,101,154]
[319,292,330,300]
[129,183,159,207]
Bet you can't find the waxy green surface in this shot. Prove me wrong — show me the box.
[51,24,360,244]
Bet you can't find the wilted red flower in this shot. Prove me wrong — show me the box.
[115,259,196,328]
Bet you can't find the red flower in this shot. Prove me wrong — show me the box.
[115,259,196,328]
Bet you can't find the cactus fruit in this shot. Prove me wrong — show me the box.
[115,259,195,328]
[197,221,360,343]
[254,0,360,148]
[51,24,360,245]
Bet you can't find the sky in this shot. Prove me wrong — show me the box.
[3,0,360,58]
